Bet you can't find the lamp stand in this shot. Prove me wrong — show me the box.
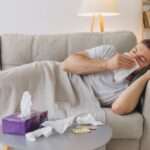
[90,15,105,32]
[99,15,105,32]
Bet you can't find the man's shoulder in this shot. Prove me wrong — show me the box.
[85,44,117,59]
[98,44,117,58]
[94,44,115,50]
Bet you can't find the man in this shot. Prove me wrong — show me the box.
[62,39,150,115]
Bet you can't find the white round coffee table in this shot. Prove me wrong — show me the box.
[1,125,112,150]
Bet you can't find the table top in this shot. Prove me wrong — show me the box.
[0,125,112,150]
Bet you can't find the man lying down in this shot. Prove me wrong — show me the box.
[0,39,150,122]
[62,39,150,115]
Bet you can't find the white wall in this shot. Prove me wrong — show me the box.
[0,0,142,39]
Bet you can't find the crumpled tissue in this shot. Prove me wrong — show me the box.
[26,113,104,142]
[26,126,53,142]
[76,113,104,126]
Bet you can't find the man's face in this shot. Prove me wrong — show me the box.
[129,43,150,69]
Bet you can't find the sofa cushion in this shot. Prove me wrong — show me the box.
[1,34,33,66]
[32,34,68,62]
[1,32,137,70]
[104,108,143,139]
[68,32,136,54]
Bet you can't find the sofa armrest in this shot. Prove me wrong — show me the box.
[140,80,150,150]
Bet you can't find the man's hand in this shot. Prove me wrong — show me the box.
[130,51,149,69]
[106,53,135,70]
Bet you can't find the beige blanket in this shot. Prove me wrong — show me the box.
[0,61,105,122]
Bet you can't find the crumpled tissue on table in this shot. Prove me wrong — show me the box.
[25,113,104,142]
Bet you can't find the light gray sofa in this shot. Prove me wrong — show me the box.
[0,32,149,150]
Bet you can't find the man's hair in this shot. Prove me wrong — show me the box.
[142,39,150,49]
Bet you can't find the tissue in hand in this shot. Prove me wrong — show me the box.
[114,53,140,82]
[2,91,48,135]
[114,63,139,82]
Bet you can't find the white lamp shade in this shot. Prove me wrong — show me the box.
[78,0,120,16]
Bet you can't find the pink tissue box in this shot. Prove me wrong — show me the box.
[2,111,48,135]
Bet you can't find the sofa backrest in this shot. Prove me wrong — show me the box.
[0,31,137,70]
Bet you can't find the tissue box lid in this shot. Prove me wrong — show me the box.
[3,112,41,122]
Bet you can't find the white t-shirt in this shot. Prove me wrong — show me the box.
[83,45,129,106]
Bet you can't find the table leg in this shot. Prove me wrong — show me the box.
[2,145,11,150]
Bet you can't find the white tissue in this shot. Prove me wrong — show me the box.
[25,126,53,142]
[42,114,104,135]
[19,91,32,118]
[76,114,104,126]
[114,53,140,82]
[42,116,75,134]
[114,63,139,82]
[26,114,104,142]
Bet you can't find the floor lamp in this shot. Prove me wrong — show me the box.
[78,0,120,32]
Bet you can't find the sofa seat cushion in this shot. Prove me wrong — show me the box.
[104,108,143,140]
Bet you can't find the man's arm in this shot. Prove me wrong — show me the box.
[61,51,108,75]
[112,70,150,115]
[61,51,135,75]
